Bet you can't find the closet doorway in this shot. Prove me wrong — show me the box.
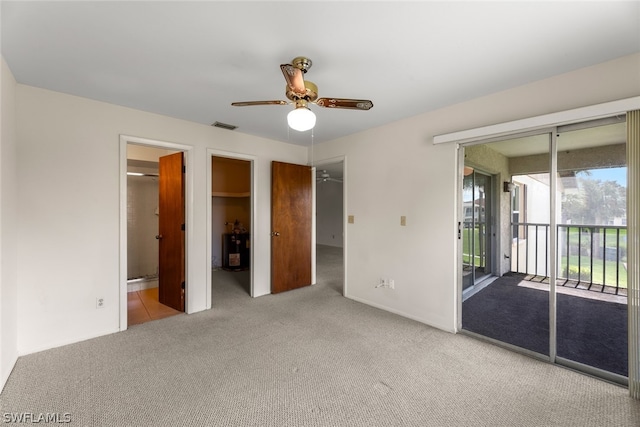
[211,156,253,300]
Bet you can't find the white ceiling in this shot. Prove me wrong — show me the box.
[2,1,639,146]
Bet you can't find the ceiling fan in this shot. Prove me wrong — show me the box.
[316,170,343,183]
[231,56,374,131]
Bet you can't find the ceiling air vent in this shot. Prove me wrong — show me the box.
[212,121,237,131]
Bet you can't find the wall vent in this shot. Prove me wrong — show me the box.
[212,121,237,131]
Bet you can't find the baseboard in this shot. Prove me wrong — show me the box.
[316,243,343,248]
[17,327,119,358]
[344,294,456,333]
[127,278,158,292]
[0,354,18,395]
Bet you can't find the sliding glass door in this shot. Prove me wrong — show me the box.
[461,134,550,356]
[555,120,628,379]
[460,117,628,382]
[462,169,492,291]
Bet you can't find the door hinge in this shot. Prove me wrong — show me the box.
[182,165,186,173]
[458,222,462,240]
[181,223,185,231]
[181,281,185,289]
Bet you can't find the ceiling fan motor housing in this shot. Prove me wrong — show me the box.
[291,56,312,73]
[286,80,318,102]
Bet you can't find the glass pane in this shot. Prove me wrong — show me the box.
[474,173,489,281]
[462,170,475,290]
[462,169,491,290]
[556,122,627,376]
[462,134,550,356]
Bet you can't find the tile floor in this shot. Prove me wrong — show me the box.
[127,287,181,326]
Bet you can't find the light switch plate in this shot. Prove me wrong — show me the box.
[348,215,355,224]
[400,216,406,226]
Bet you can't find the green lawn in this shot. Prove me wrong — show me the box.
[563,227,627,251]
[558,255,627,289]
[462,226,485,267]
[560,227,627,288]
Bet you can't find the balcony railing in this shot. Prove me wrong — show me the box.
[511,222,628,295]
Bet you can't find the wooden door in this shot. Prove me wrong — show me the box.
[158,152,185,311]
[271,161,312,293]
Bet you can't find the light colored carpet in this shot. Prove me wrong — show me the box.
[1,245,638,426]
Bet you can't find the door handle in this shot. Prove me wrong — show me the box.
[156,234,163,240]
[271,231,280,237]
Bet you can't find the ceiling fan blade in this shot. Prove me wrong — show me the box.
[317,177,343,183]
[280,64,306,96]
[315,98,374,110]
[231,100,289,107]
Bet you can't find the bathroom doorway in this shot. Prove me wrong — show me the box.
[126,144,184,326]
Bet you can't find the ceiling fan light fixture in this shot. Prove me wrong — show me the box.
[231,57,373,134]
[287,106,316,132]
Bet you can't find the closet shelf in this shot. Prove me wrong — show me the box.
[212,191,250,198]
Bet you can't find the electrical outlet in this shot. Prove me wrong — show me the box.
[96,297,105,309]
[376,278,396,289]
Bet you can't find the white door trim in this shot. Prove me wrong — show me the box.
[207,149,257,306]
[119,135,194,331]
[312,155,347,296]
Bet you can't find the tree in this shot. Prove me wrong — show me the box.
[562,175,625,225]
[561,173,626,259]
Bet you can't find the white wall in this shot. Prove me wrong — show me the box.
[513,175,551,275]
[15,85,307,355]
[310,53,640,332]
[127,175,159,279]
[1,57,19,392]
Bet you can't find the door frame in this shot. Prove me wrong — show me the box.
[456,121,633,384]
[312,156,347,296]
[206,149,256,306]
[447,97,640,389]
[119,135,194,331]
